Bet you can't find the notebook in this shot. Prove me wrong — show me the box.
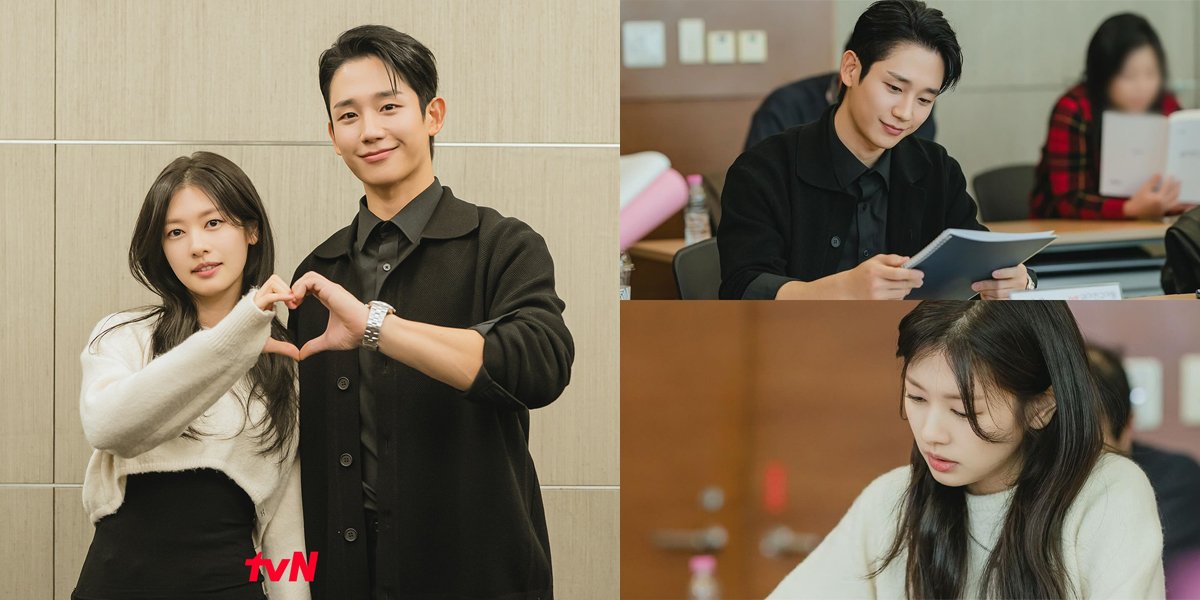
[1100,109,1200,204]
[902,228,1057,300]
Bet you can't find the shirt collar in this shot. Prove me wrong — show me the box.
[827,110,892,191]
[354,177,444,252]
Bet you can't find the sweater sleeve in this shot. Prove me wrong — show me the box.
[259,455,311,599]
[767,469,906,599]
[1073,455,1165,599]
[461,218,574,411]
[79,290,275,458]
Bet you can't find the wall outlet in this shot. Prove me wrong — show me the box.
[1124,357,1163,431]
[1181,354,1200,425]
[678,18,705,65]
[707,30,736,64]
[623,20,666,68]
[738,30,767,63]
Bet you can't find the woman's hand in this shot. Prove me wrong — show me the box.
[255,274,296,311]
[255,274,300,360]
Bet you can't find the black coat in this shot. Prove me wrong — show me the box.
[719,105,987,299]
[287,185,573,599]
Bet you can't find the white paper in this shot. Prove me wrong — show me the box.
[1010,282,1123,300]
[1100,111,1168,198]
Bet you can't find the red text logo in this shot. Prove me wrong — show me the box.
[246,551,318,582]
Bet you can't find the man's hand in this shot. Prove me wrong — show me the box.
[287,271,370,360]
[972,264,1030,300]
[834,254,924,300]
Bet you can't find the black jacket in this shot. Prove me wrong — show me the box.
[288,185,573,599]
[1162,204,1200,294]
[719,105,986,299]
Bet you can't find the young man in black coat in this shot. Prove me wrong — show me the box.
[719,0,1034,300]
[285,25,573,600]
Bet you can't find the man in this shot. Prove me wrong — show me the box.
[718,0,1033,300]
[1088,344,1200,572]
[285,25,573,599]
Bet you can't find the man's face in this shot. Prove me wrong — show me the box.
[326,55,443,189]
[840,42,943,153]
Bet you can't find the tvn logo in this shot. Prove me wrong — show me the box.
[246,551,319,582]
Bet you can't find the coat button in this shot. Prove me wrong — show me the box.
[382,263,391,272]
[339,453,353,467]
[344,527,358,542]
[830,236,841,248]
[337,376,350,390]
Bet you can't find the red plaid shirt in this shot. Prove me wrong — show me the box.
[1030,84,1181,219]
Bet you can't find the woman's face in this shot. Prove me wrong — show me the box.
[161,185,255,304]
[1108,45,1162,113]
[903,351,1026,495]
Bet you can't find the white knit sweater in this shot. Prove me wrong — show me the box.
[79,290,309,599]
[768,452,1164,599]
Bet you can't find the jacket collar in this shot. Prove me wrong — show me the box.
[795,103,932,191]
[313,184,480,259]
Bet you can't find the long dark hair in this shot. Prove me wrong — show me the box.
[874,301,1103,598]
[1083,13,1170,163]
[90,151,297,460]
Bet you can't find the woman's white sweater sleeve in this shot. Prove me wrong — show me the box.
[1074,457,1165,599]
[767,473,899,599]
[79,291,274,458]
[259,455,310,599]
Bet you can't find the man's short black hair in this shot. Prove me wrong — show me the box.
[319,25,438,153]
[1087,344,1133,440]
[840,0,963,100]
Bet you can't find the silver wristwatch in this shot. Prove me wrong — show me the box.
[362,300,395,351]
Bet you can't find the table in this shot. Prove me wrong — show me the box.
[627,219,1174,299]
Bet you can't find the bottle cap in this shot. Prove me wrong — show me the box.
[689,554,716,572]
[686,174,703,186]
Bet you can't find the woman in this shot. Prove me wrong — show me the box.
[768,301,1163,598]
[73,152,309,599]
[1030,13,1185,220]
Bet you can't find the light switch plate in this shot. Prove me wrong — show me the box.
[707,30,736,64]
[1124,357,1163,431]
[738,30,768,63]
[1181,354,1200,425]
[679,18,705,65]
[623,20,666,68]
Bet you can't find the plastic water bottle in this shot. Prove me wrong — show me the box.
[619,252,634,300]
[687,554,719,600]
[683,174,712,245]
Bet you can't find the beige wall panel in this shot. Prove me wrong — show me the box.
[56,0,618,143]
[0,1,54,138]
[54,487,93,600]
[0,146,55,483]
[933,87,1065,200]
[543,489,619,600]
[0,488,53,599]
[834,1,1194,89]
[55,145,617,487]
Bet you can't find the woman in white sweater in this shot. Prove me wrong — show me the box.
[769,301,1165,599]
[72,152,309,599]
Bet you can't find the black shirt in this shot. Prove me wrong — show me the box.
[350,178,442,511]
[744,71,936,151]
[741,110,892,299]
[827,115,890,275]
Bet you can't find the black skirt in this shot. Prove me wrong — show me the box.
[73,468,267,600]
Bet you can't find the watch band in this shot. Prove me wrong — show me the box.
[362,300,394,351]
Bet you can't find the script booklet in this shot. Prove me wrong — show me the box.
[1100,109,1200,204]
[903,228,1057,300]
